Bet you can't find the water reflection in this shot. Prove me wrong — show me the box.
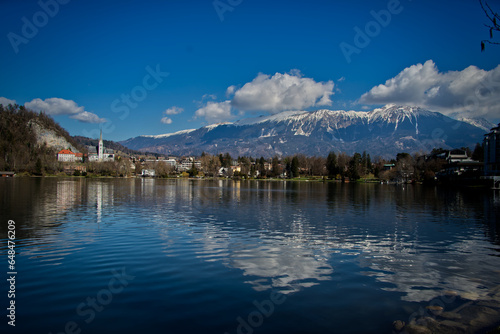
[148,180,500,301]
[1,178,499,303]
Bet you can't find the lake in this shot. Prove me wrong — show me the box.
[1,178,499,333]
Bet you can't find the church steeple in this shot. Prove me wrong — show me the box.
[98,128,104,161]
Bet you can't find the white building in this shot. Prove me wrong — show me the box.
[141,169,156,177]
[178,158,201,172]
[57,149,76,162]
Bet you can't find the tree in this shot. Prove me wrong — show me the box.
[219,152,232,168]
[348,153,362,180]
[271,156,281,177]
[188,162,198,177]
[201,154,221,177]
[34,158,43,176]
[326,151,338,179]
[0,104,74,174]
[257,157,267,178]
[366,153,372,174]
[307,156,326,176]
[134,161,142,176]
[480,0,500,51]
[285,158,291,178]
[291,156,299,178]
[238,156,251,177]
[296,154,308,174]
[472,143,484,162]
[155,161,172,178]
[395,152,415,182]
[337,152,350,177]
[360,151,372,176]
[371,155,385,178]
[396,152,411,161]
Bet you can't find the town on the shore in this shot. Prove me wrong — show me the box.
[0,105,499,188]
[28,123,500,188]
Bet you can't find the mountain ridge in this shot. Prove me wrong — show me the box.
[121,105,491,158]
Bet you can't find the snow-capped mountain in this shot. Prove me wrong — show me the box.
[120,105,489,158]
[458,117,496,132]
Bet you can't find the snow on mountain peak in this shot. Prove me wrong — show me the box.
[367,105,435,123]
[235,111,309,126]
[142,128,196,139]
[203,122,233,131]
[121,104,489,158]
[458,117,496,132]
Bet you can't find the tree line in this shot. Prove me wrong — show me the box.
[0,104,83,175]
[197,145,483,183]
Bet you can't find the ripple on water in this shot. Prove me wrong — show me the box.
[3,179,500,334]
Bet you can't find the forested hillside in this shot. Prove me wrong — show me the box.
[0,104,82,174]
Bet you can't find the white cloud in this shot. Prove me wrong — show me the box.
[161,116,173,124]
[25,97,105,123]
[202,94,217,101]
[231,71,335,113]
[164,106,184,115]
[0,97,16,106]
[26,98,83,115]
[360,60,500,120]
[70,111,106,124]
[226,85,236,97]
[193,71,335,123]
[195,100,233,124]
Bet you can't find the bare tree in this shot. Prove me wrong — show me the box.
[155,161,172,177]
[480,0,500,51]
[309,156,326,176]
[200,154,221,177]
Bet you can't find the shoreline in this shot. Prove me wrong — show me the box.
[3,174,498,189]
[393,285,500,334]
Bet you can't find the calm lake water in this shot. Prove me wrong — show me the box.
[1,178,500,334]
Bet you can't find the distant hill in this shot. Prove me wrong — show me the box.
[121,105,489,158]
[72,136,145,156]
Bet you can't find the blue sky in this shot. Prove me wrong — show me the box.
[0,0,499,141]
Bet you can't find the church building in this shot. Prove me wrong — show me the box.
[88,130,115,162]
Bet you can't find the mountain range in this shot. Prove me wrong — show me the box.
[120,105,494,158]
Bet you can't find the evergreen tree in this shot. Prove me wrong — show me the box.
[34,158,43,176]
[348,153,362,180]
[472,143,484,162]
[188,162,198,177]
[271,156,281,177]
[291,156,299,178]
[326,151,338,179]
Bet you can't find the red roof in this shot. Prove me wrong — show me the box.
[58,149,75,155]
[75,153,83,157]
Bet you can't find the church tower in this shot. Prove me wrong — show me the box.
[98,129,104,161]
